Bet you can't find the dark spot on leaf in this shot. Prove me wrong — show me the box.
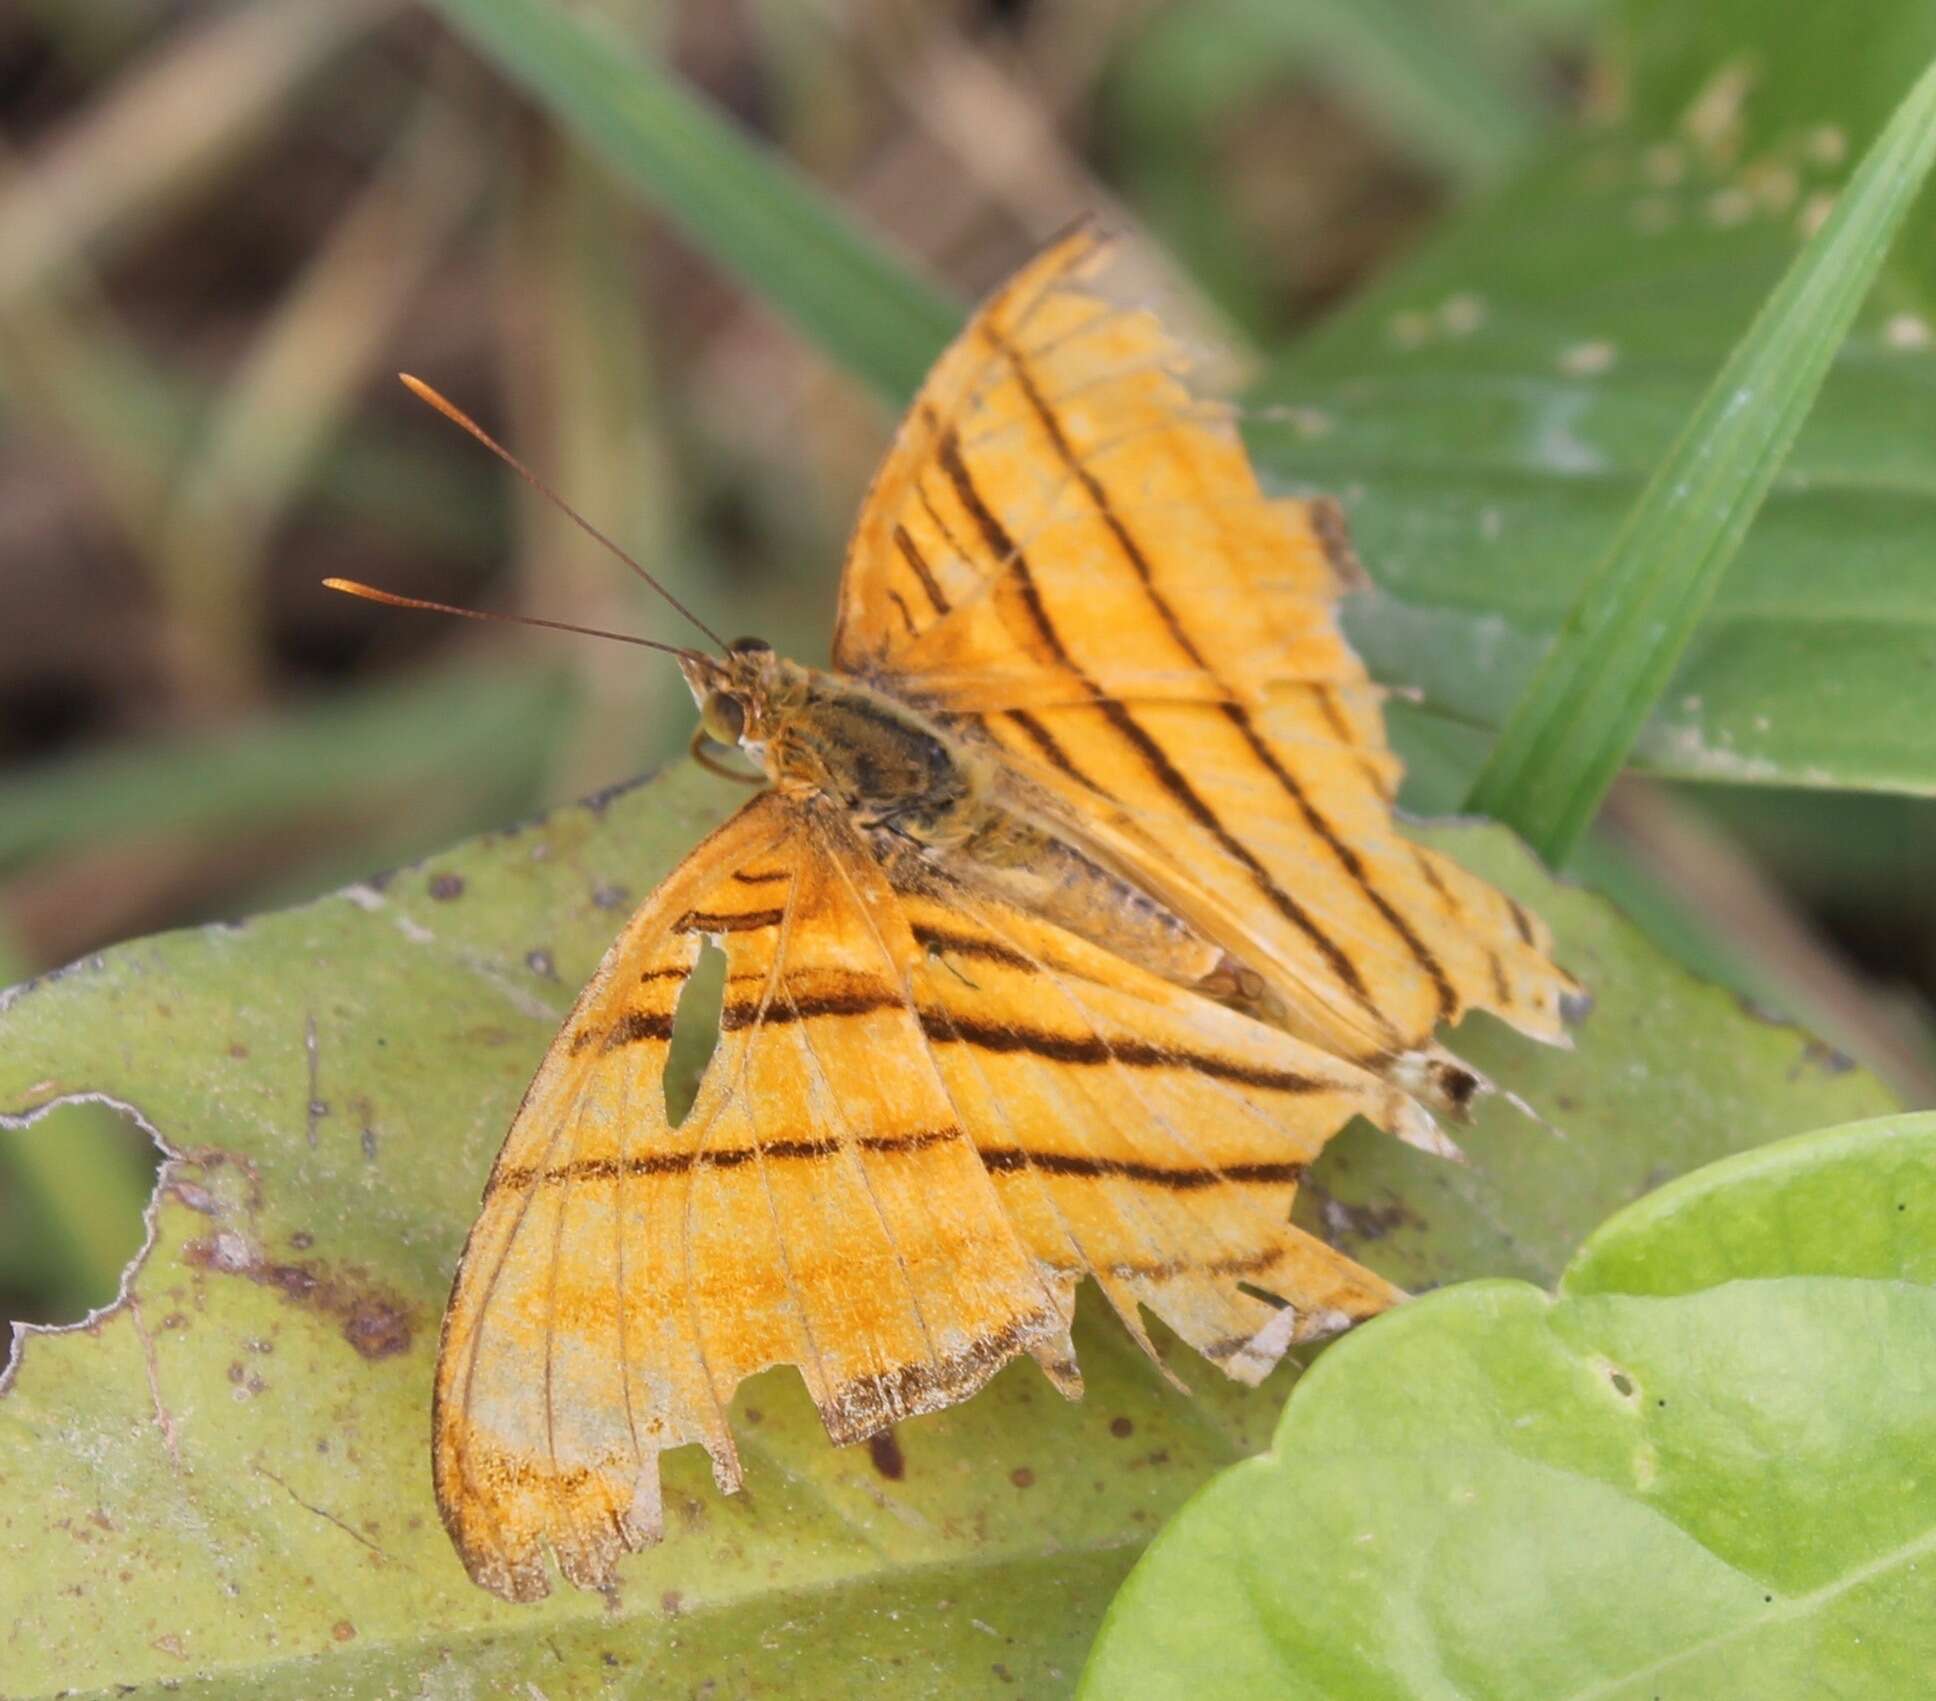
[331,1620,355,1642]
[525,948,558,979]
[266,1264,319,1300]
[227,1361,245,1384]
[428,873,464,901]
[361,1127,378,1161]
[1611,1372,1635,1397]
[1307,1180,1423,1247]
[1009,1466,1034,1489]
[592,882,630,910]
[602,1652,621,1668]
[582,773,650,816]
[342,1300,411,1360]
[993,1664,1015,1684]
[1109,1416,1133,1439]
[182,1237,414,1361]
[1797,1039,1854,1076]
[661,1590,682,1616]
[289,1232,313,1251]
[744,1408,762,1424]
[868,1429,906,1481]
[228,1043,249,1059]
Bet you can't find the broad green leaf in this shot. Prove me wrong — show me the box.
[1254,4,1936,801]
[1083,1113,1936,1699]
[1464,51,1936,860]
[0,763,1887,1697]
[420,0,959,404]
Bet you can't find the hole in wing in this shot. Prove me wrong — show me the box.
[662,937,726,1125]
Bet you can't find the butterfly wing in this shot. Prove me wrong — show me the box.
[832,225,1578,1088]
[874,839,1408,1381]
[434,790,1071,1601]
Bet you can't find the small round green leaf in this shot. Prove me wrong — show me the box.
[1082,1116,1936,1700]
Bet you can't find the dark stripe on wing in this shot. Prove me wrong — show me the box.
[979,1146,1305,1190]
[920,1007,1327,1092]
[602,1010,675,1050]
[909,921,1035,971]
[489,1125,966,1191]
[1110,1245,1286,1281]
[720,986,903,1032]
[893,523,951,615]
[676,906,785,934]
[1507,896,1538,949]
[999,706,1102,791]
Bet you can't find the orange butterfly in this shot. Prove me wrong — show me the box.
[344,227,1581,1600]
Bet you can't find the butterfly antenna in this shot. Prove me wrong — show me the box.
[398,373,728,651]
[322,578,692,657]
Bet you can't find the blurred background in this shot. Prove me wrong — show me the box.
[3,0,1932,1345]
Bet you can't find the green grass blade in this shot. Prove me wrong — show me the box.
[1465,53,1936,862]
[423,0,959,402]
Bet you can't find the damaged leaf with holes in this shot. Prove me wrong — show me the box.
[0,759,1890,1697]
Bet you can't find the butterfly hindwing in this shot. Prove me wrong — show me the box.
[880,844,1408,1380]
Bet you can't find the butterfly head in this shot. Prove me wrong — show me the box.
[680,637,791,765]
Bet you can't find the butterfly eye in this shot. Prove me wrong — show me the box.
[702,691,746,744]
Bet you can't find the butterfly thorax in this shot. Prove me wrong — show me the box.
[686,645,980,837]
[684,645,1235,997]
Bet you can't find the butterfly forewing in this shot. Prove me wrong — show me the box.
[833,225,1577,1083]
[434,792,1070,1600]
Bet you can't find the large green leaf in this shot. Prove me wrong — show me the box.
[1259,1,1936,798]
[0,766,1889,1696]
[1081,1114,1936,1699]
[1464,52,1936,861]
